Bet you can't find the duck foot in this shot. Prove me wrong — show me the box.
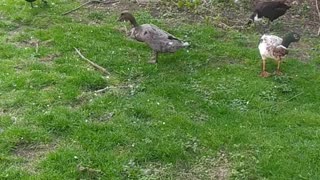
[148,51,158,64]
[42,0,49,7]
[275,70,282,76]
[148,60,157,64]
[263,26,270,34]
[260,71,270,77]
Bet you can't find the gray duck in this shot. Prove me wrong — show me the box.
[118,11,189,64]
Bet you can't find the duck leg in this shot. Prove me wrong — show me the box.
[267,20,271,32]
[263,20,271,33]
[276,58,282,75]
[260,58,270,77]
[30,2,34,8]
[148,51,158,64]
[42,0,48,6]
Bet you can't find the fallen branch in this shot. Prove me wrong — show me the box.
[77,164,104,175]
[95,85,132,93]
[91,0,119,5]
[62,1,92,15]
[35,42,39,54]
[62,0,119,15]
[259,92,304,113]
[316,0,320,36]
[74,47,110,75]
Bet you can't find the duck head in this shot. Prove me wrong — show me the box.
[247,12,263,25]
[118,11,139,27]
[247,13,255,25]
[282,32,300,48]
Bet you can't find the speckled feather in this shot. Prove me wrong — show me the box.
[129,24,189,53]
[258,34,287,60]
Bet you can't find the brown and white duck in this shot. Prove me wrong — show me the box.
[258,32,300,77]
[118,11,189,64]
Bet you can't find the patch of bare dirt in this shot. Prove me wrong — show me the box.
[5,26,27,47]
[177,151,231,180]
[83,0,319,35]
[139,151,231,179]
[40,53,61,62]
[0,108,7,116]
[75,0,318,61]
[13,143,57,174]
[6,27,55,52]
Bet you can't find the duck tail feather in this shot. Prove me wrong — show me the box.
[182,42,190,47]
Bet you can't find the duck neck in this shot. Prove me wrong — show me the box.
[128,16,139,27]
[281,39,292,48]
[281,35,295,48]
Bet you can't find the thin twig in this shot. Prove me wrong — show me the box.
[41,39,54,45]
[277,92,304,104]
[91,0,119,5]
[62,0,119,15]
[62,1,92,15]
[74,47,110,75]
[316,0,320,36]
[95,85,132,93]
[77,164,104,175]
[35,42,39,53]
[259,92,304,112]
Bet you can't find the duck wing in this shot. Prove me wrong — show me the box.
[273,46,288,57]
[143,24,182,42]
[257,1,290,10]
[255,1,290,21]
[259,34,283,47]
[259,34,285,59]
[129,24,179,42]
[131,24,188,53]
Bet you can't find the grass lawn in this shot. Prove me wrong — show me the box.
[0,0,320,179]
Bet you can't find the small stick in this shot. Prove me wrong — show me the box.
[41,39,54,45]
[277,92,304,105]
[35,42,39,53]
[77,164,104,174]
[316,0,320,36]
[95,85,132,93]
[259,92,304,113]
[74,47,110,75]
[62,1,92,15]
[62,0,119,15]
[90,0,119,5]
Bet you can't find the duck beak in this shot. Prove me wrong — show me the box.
[247,19,253,26]
[247,13,255,26]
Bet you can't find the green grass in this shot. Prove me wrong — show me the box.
[1,0,320,179]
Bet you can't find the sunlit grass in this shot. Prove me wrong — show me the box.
[0,0,320,179]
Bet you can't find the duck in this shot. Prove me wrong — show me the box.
[258,32,300,77]
[248,0,291,31]
[118,11,189,64]
[25,0,48,8]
